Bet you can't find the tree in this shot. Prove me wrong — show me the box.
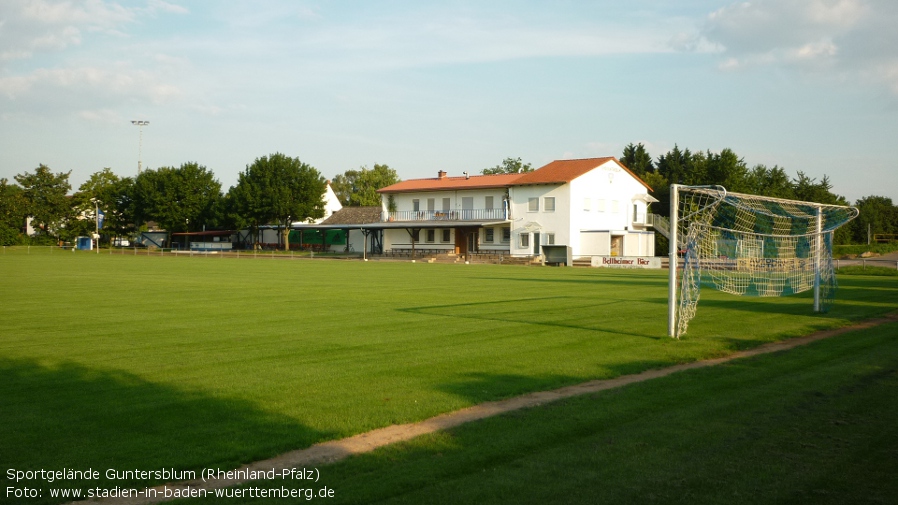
[620,143,654,176]
[131,162,222,233]
[482,157,533,175]
[15,164,72,242]
[230,153,326,250]
[72,168,135,244]
[791,172,845,206]
[850,196,896,244]
[0,179,27,245]
[655,145,705,185]
[705,148,749,192]
[745,164,794,199]
[331,163,400,206]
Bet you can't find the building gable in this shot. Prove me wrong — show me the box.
[513,158,653,192]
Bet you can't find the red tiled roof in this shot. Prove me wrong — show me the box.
[377,158,653,193]
[377,172,522,193]
[514,157,653,191]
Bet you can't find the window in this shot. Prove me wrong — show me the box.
[412,199,420,212]
[442,229,451,242]
[519,233,530,248]
[547,233,555,245]
[411,229,420,242]
[485,196,494,209]
[426,229,435,243]
[502,228,510,243]
[597,199,606,212]
[485,228,494,243]
[584,198,591,211]
[544,197,555,212]
[462,197,473,209]
[612,200,619,213]
[442,198,451,211]
[427,198,435,212]
[528,197,539,212]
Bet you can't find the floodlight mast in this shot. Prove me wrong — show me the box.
[131,120,149,175]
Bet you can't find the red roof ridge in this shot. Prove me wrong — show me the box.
[377,157,653,193]
[512,157,653,191]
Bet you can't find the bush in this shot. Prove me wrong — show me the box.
[832,242,898,257]
[0,226,25,246]
[836,266,898,276]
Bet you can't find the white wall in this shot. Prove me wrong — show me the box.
[580,231,611,255]
[478,225,511,252]
[319,183,343,224]
[569,160,647,234]
[569,159,656,258]
[383,228,455,251]
[508,184,570,256]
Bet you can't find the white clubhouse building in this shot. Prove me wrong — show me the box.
[374,157,657,259]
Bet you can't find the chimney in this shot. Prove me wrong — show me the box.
[438,170,447,179]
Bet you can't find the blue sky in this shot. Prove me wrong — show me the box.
[1,0,896,203]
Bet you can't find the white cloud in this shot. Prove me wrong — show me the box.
[145,0,188,15]
[78,108,121,124]
[0,1,194,119]
[685,0,898,94]
[243,8,680,75]
[0,0,134,61]
[0,65,184,105]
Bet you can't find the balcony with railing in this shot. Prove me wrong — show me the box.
[384,208,508,222]
[631,212,655,228]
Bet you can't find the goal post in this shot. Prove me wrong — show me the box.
[668,184,679,338]
[668,185,858,339]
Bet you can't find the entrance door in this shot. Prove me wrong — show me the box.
[455,228,466,255]
[533,232,540,255]
[611,235,623,256]
[468,231,478,253]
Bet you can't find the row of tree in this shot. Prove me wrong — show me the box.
[0,154,401,247]
[619,143,898,245]
[1,147,895,247]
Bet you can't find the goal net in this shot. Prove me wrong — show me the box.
[668,185,858,339]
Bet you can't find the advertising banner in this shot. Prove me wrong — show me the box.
[591,256,661,269]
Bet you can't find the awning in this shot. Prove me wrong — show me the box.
[516,221,542,233]
[634,194,659,203]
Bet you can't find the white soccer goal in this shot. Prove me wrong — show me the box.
[668,185,859,339]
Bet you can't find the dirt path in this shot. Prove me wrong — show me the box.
[71,313,898,505]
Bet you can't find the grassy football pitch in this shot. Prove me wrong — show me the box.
[1,249,896,503]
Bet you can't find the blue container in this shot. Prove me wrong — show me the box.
[76,236,93,250]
